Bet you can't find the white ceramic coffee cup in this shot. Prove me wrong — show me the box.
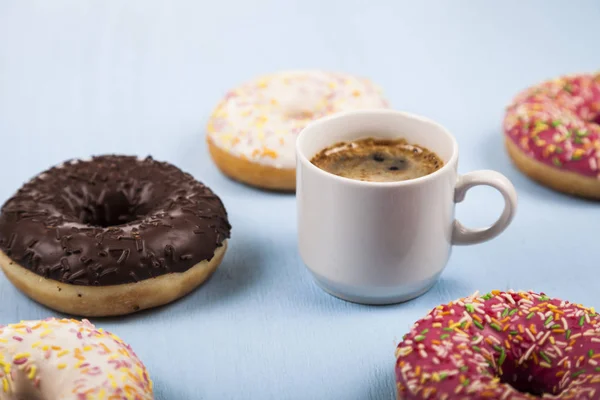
[296,109,517,305]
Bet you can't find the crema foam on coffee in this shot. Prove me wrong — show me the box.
[310,137,443,182]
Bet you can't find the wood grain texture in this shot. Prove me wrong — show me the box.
[0,1,599,399]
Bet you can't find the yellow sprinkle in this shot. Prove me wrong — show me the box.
[0,361,9,374]
[262,148,278,159]
[40,329,52,338]
[27,365,37,380]
[57,350,69,358]
[454,328,468,337]
[532,121,549,135]
[573,148,586,158]
[57,363,67,370]
[109,373,118,389]
[0,339,7,343]
[42,345,49,351]
[13,352,30,360]
[2,378,8,392]
[31,341,41,348]
[83,345,92,352]
[543,144,556,158]
[254,115,268,128]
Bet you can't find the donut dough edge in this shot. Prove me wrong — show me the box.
[0,240,227,317]
[207,137,296,191]
[505,138,600,199]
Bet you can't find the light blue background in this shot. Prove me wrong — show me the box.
[1,1,599,399]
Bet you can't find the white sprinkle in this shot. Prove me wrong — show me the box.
[558,356,568,367]
[525,328,536,342]
[536,331,544,340]
[539,331,551,346]
[520,344,536,364]
[553,345,563,357]
[503,293,516,305]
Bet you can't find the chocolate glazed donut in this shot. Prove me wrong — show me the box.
[0,155,231,317]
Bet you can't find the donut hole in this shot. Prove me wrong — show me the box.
[76,189,153,228]
[498,365,544,397]
[496,355,561,397]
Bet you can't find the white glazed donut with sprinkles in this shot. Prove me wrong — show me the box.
[206,70,389,191]
[0,318,153,399]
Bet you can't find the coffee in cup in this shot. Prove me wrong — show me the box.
[310,137,443,182]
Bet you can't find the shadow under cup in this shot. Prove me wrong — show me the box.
[295,110,461,305]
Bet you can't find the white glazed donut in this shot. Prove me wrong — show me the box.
[206,70,389,191]
[0,318,153,399]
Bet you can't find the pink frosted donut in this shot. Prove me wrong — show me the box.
[503,73,600,199]
[0,318,153,399]
[395,290,600,399]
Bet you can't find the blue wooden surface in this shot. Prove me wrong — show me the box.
[1,1,599,399]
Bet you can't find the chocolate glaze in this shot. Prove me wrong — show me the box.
[0,155,231,286]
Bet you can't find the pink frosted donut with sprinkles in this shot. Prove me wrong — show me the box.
[0,318,153,399]
[503,72,600,199]
[206,70,389,191]
[395,290,600,399]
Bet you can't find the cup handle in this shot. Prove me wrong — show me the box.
[451,170,517,246]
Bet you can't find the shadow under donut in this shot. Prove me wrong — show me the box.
[67,229,266,324]
[175,127,297,198]
[151,378,200,400]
